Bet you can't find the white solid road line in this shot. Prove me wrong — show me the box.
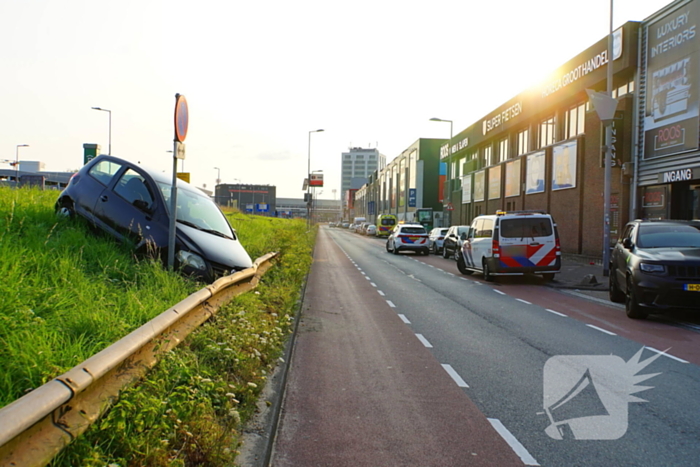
[415,334,433,348]
[487,418,540,466]
[398,314,411,324]
[645,346,689,364]
[441,364,469,388]
[586,324,617,336]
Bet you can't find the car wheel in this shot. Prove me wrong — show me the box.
[483,260,493,282]
[56,199,75,219]
[609,268,625,303]
[541,273,555,282]
[442,247,449,259]
[457,254,473,275]
[430,243,436,254]
[392,242,399,255]
[386,240,391,253]
[625,277,648,319]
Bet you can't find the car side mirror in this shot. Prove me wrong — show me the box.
[622,237,634,249]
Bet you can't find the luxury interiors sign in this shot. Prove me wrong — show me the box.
[644,1,700,159]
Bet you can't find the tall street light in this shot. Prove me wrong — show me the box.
[307,129,324,227]
[91,107,112,155]
[15,144,29,183]
[430,117,453,225]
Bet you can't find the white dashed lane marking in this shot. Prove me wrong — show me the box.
[377,290,385,296]
[645,346,689,364]
[398,314,411,324]
[386,300,396,308]
[415,334,433,348]
[586,324,617,336]
[441,364,469,388]
[516,299,532,305]
[494,289,506,295]
[488,418,539,466]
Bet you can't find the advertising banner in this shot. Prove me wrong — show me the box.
[488,166,502,200]
[505,159,521,198]
[462,175,472,204]
[552,140,577,190]
[644,2,700,159]
[474,170,485,202]
[526,151,546,194]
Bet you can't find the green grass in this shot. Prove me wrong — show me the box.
[0,187,314,466]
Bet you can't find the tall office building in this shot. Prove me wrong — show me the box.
[341,147,386,206]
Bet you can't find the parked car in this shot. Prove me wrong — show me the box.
[55,155,253,283]
[458,211,561,281]
[341,222,350,229]
[386,224,430,255]
[609,219,700,319]
[365,224,377,236]
[442,225,471,260]
[358,222,372,234]
[428,227,449,255]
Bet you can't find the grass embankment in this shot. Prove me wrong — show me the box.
[0,187,314,466]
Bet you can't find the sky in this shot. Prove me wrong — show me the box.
[0,0,677,199]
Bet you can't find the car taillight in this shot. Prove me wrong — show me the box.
[492,238,500,257]
[555,236,561,255]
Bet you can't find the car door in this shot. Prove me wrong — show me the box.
[73,158,125,224]
[93,167,164,247]
[463,220,479,268]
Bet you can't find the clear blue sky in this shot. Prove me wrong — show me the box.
[0,0,675,198]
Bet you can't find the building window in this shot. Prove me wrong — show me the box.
[498,137,509,162]
[565,103,585,139]
[369,155,376,159]
[517,128,529,156]
[356,155,364,159]
[483,145,493,167]
[539,116,555,148]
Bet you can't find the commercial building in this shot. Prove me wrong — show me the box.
[214,183,277,216]
[341,147,386,210]
[440,21,641,257]
[637,0,700,221]
[354,138,446,227]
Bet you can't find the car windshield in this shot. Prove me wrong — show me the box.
[158,182,234,238]
[637,224,700,248]
[500,218,553,238]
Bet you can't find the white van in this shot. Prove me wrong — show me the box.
[458,211,561,281]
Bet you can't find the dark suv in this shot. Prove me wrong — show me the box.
[442,225,470,260]
[609,219,700,319]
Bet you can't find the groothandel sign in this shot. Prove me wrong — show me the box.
[659,167,699,183]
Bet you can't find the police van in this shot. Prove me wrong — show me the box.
[458,211,561,281]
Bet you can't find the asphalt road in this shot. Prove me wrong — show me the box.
[271,227,700,466]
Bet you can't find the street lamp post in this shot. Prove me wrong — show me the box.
[430,117,453,225]
[214,167,221,204]
[91,107,112,155]
[307,129,324,227]
[15,144,29,184]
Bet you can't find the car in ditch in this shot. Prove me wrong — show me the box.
[609,219,700,319]
[55,155,253,282]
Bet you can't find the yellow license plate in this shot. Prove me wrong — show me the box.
[684,284,700,292]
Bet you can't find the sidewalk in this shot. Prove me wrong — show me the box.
[548,254,609,292]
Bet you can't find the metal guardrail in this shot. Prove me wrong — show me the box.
[0,252,279,467]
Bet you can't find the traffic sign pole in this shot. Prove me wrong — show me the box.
[168,94,189,270]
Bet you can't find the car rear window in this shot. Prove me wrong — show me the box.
[500,217,553,238]
[638,224,700,248]
[381,218,396,226]
[401,227,426,234]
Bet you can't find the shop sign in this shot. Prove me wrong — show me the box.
[482,103,522,135]
[642,186,666,208]
[658,167,700,183]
